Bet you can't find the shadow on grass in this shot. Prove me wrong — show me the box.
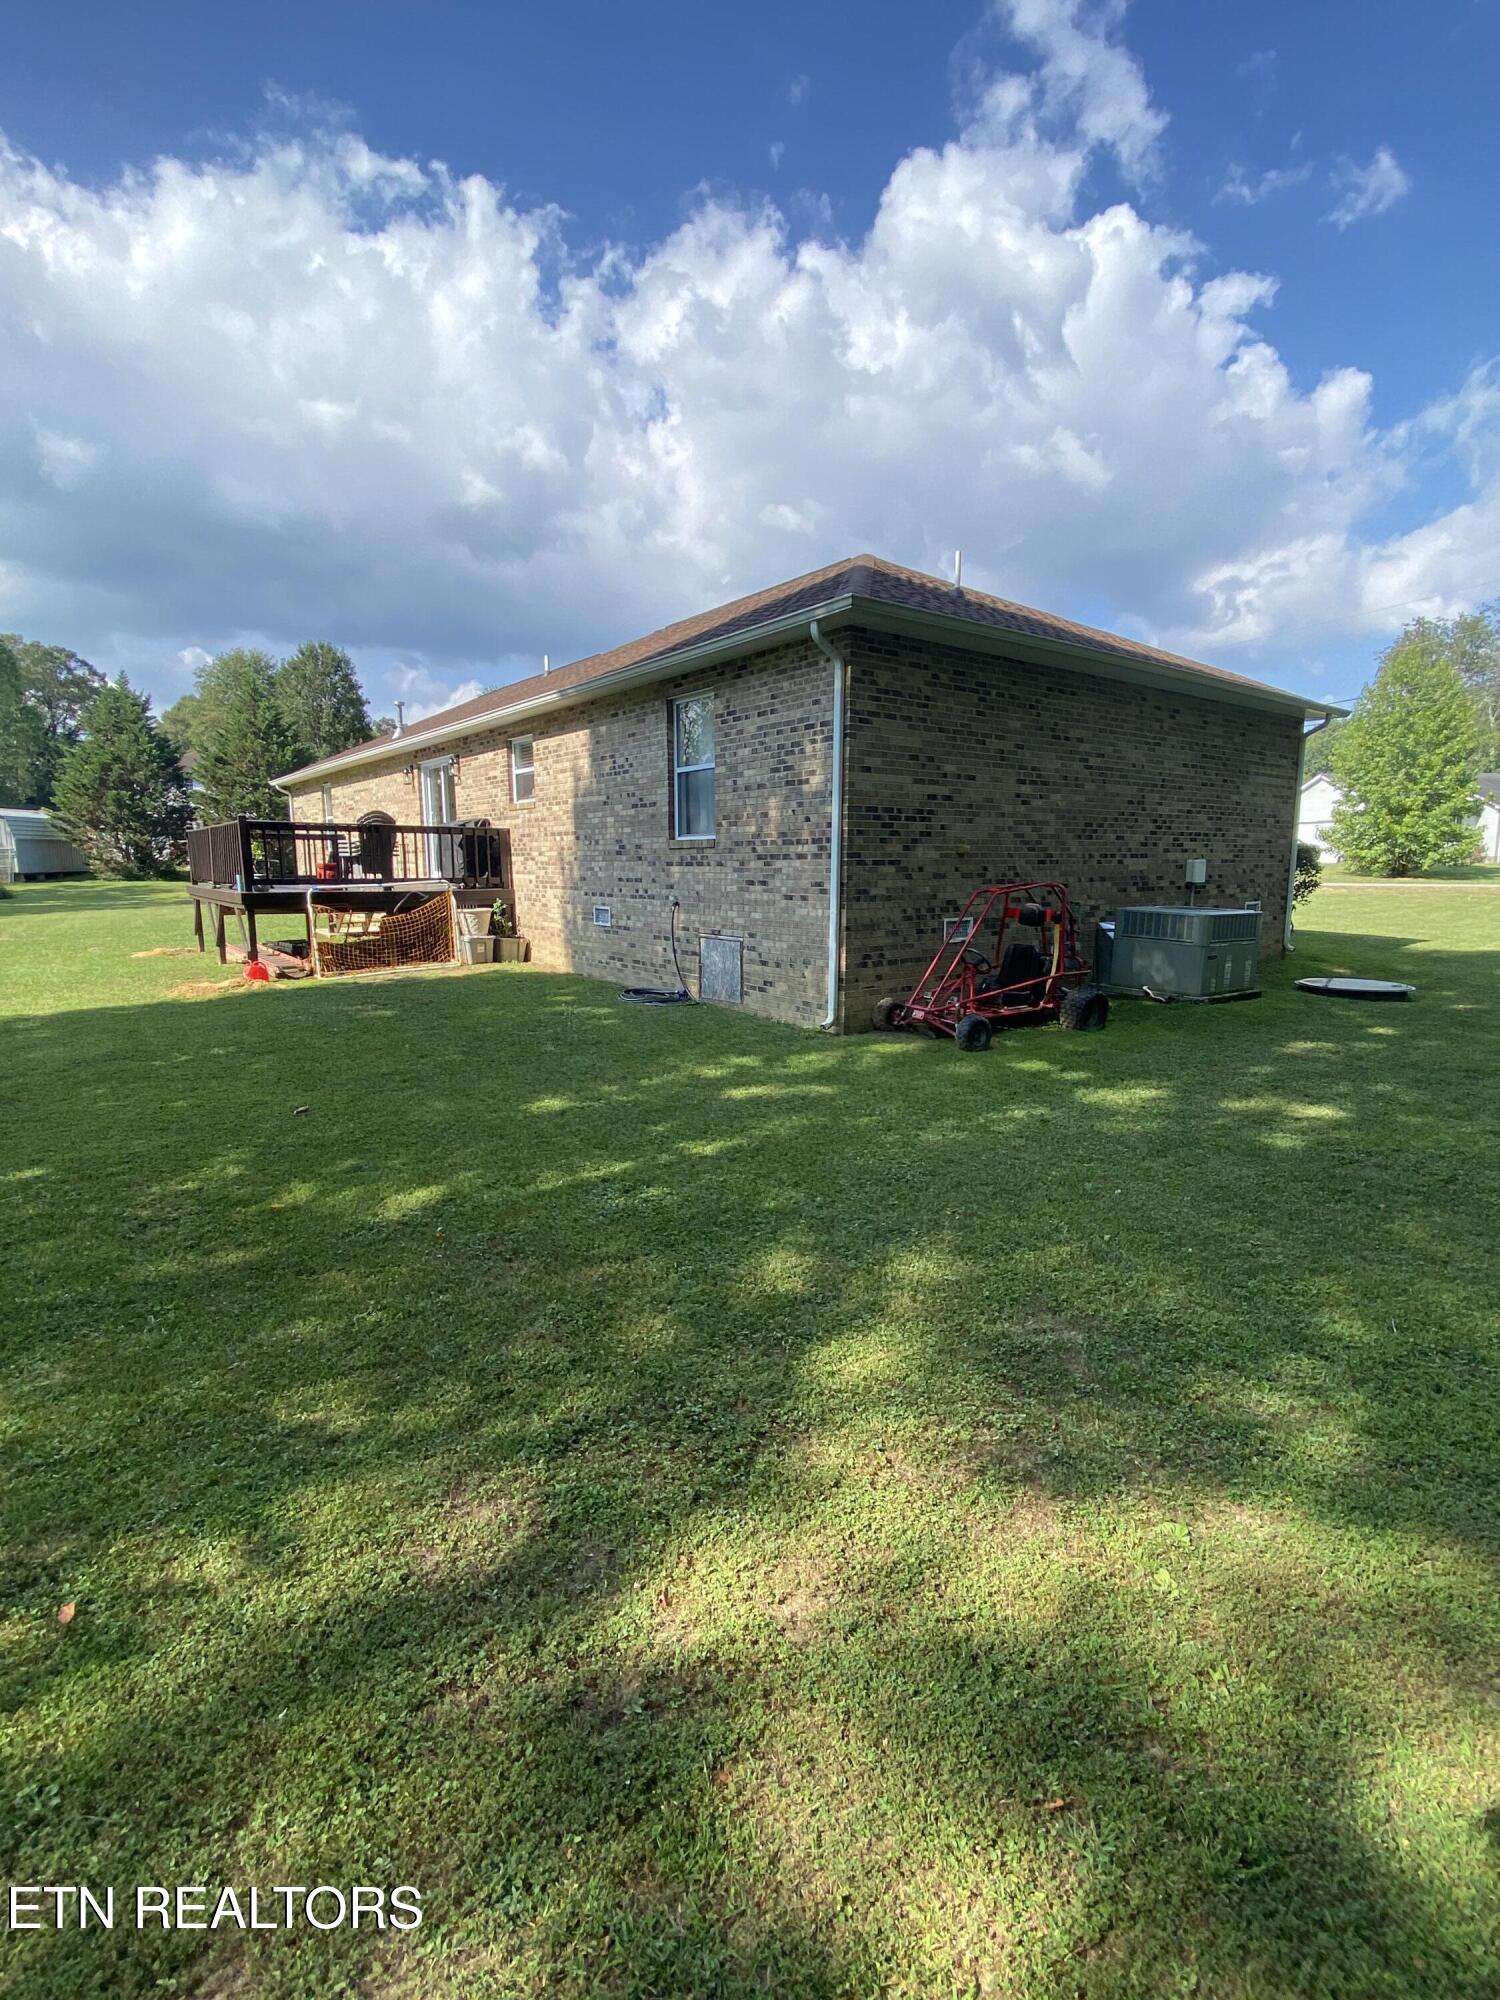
[1,912,1496,1995]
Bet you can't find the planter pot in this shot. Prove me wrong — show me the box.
[495,936,528,963]
[458,935,494,965]
[455,907,491,940]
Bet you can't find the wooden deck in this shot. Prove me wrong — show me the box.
[188,880,501,965]
[186,815,514,969]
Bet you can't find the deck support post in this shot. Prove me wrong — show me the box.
[215,906,227,965]
[193,898,205,953]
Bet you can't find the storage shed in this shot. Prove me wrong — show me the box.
[0,808,89,880]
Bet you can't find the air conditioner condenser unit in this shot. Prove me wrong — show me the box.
[1106,905,1262,1001]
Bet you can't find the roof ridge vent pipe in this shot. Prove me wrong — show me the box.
[543,653,551,674]
[953,549,962,592]
[393,702,405,739]
[809,617,847,1030]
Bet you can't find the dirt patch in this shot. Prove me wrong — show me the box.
[758,1556,836,1642]
[168,979,248,1001]
[132,945,199,959]
[408,1477,534,1587]
[650,1571,705,1649]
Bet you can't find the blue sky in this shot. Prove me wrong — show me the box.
[3,0,1497,721]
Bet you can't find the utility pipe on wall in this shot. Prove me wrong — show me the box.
[809,618,847,1029]
[1284,711,1332,952]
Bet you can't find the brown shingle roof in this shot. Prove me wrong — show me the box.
[279,554,1318,783]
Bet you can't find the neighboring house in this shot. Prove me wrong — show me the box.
[0,807,88,881]
[275,554,1336,1030]
[1479,775,1500,862]
[1297,771,1343,861]
[1298,771,1500,866]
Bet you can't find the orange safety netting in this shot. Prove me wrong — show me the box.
[308,890,456,977]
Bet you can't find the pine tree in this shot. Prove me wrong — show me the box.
[274,642,374,763]
[53,677,191,877]
[194,650,300,820]
[1330,628,1481,876]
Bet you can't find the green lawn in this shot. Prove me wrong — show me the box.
[1321,861,1500,883]
[2,879,1497,1998]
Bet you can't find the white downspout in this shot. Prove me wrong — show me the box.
[809,618,847,1029]
[1284,711,1332,952]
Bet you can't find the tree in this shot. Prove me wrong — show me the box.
[1304,720,1352,780]
[194,650,300,821]
[1,635,105,803]
[1447,602,1500,771]
[0,638,49,804]
[273,642,374,763]
[53,677,191,877]
[1329,627,1480,875]
[159,692,202,757]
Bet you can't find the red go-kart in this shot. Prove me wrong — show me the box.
[872,881,1108,1051]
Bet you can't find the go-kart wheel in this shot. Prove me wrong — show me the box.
[954,1012,993,1052]
[1059,983,1109,1032]
[872,996,902,1030]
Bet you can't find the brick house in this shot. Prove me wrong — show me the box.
[275,555,1335,1030]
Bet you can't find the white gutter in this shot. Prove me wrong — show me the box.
[1284,711,1334,952]
[809,618,847,1031]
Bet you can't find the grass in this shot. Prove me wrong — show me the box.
[1321,861,1500,883]
[2,877,1497,1998]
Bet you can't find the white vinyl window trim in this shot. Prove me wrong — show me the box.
[672,694,715,840]
[511,736,535,803]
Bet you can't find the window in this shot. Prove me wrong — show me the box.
[511,736,535,803]
[672,694,715,839]
[320,784,334,821]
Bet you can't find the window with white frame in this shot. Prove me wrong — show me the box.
[320,784,334,821]
[672,695,715,839]
[510,736,535,803]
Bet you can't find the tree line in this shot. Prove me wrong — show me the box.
[0,637,386,878]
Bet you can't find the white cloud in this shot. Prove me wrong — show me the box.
[1326,145,1411,228]
[1237,49,1278,114]
[973,0,1167,183]
[1215,158,1312,207]
[33,426,101,491]
[785,75,811,107]
[0,28,1486,704]
[176,645,212,673]
[768,141,785,171]
[395,665,488,723]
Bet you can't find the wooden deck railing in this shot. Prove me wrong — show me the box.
[187,817,510,891]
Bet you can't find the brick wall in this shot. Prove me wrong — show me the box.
[285,638,837,1027]
[838,628,1304,1028]
[285,623,1302,1033]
